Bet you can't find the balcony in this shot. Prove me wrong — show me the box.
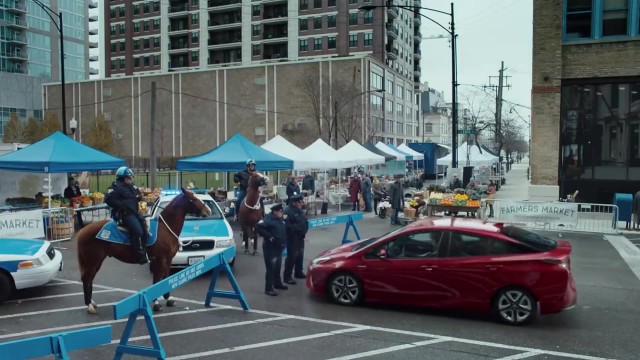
[207,10,241,29]
[168,20,190,33]
[386,23,398,39]
[89,55,99,61]
[207,0,241,11]
[413,47,421,60]
[89,0,98,9]
[169,54,190,69]
[5,18,27,29]
[262,23,287,42]
[89,14,98,21]
[414,14,422,26]
[263,4,287,23]
[168,3,190,16]
[168,38,191,52]
[386,47,398,60]
[414,30,422,42]
[208,30,242,49]
[89,41,98,48]
[1,34,27,44]
[414,65,421,77]
[263,44,287,60]
[387,6,398,19]
[2,1,26,13]
[89,68,99,75]
[1,50,27,60]
[89,28,98,35]
[208,48,241,65]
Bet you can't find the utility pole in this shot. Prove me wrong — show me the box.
[150,82,157,189]
[483,61,511,148]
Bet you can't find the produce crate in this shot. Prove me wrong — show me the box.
[403,208,417,218]
[92,197,104,205]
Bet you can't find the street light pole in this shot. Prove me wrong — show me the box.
[359,2,457,168]
[31,0,66,135]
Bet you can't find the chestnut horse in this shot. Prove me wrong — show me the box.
[238,172,267,255]
[77,188,210,314]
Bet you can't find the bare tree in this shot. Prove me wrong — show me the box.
[299,75,325,138]
[333,81,364,145]
[2,112,27,143]
[86,113,116,154]
[497,115,525,168]
[460,89,494,152]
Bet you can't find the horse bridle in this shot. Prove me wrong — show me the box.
[157,194,207,246]
[243,175,266,210]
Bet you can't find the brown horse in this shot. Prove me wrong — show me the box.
[238,172,267,256]
[77,188,210,314]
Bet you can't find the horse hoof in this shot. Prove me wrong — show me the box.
[153,304,163,312]
[86,304,97,314]
[252,251,259,256]
[166,299,176,307]
[91,301,98,309]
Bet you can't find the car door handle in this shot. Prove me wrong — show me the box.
[485,265,503,271]
[421,265,438,271]
[357,265,367,269]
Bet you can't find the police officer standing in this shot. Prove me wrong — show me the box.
[283,194,308,284]
[255,203,288,296]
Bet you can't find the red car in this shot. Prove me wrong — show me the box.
[306,218,576,325]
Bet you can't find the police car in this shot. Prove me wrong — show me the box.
[0,238,63,303]
[147,190,236,268]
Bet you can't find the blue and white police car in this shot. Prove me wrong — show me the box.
[147,190,236,268]
[0,238,63,303]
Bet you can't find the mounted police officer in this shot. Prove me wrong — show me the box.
[233,159,256,219]
[255,203,288,296]
[104,166,148,265]
[283,194,308,284]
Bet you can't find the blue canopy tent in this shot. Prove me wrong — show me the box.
[176,133,293,172]
[0,131,124,173]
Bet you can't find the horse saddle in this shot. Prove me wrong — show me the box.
[96,219,159,246]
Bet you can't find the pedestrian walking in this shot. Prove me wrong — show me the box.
[372,177,383,215]
[283,194,308,284]
[360,172,372,212]
[255,203,288,296]
[486,180,497,218]
[349,175,361,211]
[389,177,404,225]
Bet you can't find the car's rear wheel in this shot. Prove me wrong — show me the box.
[328,272,362,306]
[0,272,13,304]
[493,287,537,325]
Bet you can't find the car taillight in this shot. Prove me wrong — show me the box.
[543,257,570,270]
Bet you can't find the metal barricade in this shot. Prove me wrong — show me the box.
[43,207,74,246]
[484,200,620,234]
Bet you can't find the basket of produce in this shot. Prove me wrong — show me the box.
[91,192,105,204]
[49,213,74,238]
[80,195,93,207]
[403,207,417,218]
[43,198,61,208]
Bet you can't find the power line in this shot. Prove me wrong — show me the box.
[458,83,531,110]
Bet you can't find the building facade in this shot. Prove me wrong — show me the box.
[43,55,420,164]
[420,87,450,145]
[532,0,640,203]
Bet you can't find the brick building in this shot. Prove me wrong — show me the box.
[531,0,640,203]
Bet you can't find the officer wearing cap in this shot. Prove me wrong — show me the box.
[255,202,288,296]
[282,194,308,284]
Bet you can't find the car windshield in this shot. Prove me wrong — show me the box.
[351,227,405,251]
[155,200,223,220]
[500,226,557,252]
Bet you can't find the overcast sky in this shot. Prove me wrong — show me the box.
[419,0,533,135]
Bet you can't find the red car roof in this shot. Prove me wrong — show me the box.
[405,217,504,233]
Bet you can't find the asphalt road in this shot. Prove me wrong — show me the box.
[1,213,638,359]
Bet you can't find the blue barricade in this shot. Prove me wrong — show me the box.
[112,246,248,360]
[308,212,363,244]
[0,325,112,360]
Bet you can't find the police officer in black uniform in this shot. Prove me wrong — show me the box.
[283,194,308,284]
[104,166,148,265]
[255,203,288,296]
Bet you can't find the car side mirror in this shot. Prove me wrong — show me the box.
[377,248,387,259]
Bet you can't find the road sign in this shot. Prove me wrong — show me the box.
[457,129,476,135]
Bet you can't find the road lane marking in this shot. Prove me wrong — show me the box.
[5,289,116,303]
[495,352,544,360]
[605,235,640,282]
[111,316,291,344]
[0,306,230,340]
[167,327,368,360]
[0,302,117,320]
[326,338,451,360]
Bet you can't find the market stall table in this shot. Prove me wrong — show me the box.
[426,204,480,218]
[74,203,110,228]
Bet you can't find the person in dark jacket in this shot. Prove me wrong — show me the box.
[63,177,81,201]
[301,173,315,197]
[285,176,300,205]
[348,175,361,211]
[104,166,148,264]
[450,175,463,190]
[233,159,256,219]
[255,203,288,296]
[389,177,404,225]
[360,173,372,212]
[282,194,308,284]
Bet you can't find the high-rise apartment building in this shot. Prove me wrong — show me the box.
[104,0,422,90]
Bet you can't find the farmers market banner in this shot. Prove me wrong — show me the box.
[495,201,579,226]
[0,209,45,239]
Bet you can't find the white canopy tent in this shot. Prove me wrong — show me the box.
[398,143,424,160]
[375,142,407,161]
[336,140,386,167]
[437,142,499,167]
[261,135,304,169]
[298,139,353,169]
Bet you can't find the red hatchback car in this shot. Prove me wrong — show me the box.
[306,218,576,325]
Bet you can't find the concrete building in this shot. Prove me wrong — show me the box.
[420,87,450,146]
[0,0,95,138]
[531,0,640,203]
[42,55,421,165]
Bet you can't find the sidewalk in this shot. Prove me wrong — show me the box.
[495,158,530,201]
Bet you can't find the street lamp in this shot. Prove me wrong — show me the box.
[31,0,67,135]
[332,88,385,149]
[69,117,77,139]
[359,2,458,168]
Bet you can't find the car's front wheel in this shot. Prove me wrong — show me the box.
[328,272,362,306]
[493,287,537,325]
[0,272,13,304]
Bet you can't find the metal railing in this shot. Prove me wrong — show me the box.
[43,207,74,244]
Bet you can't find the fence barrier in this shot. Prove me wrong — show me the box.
[112,247,247,359]
[0,325,112,360]
[486,200,620,234]
[307,212,363,245]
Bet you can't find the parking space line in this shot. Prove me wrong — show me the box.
[5,289,117,303]
[495,352,544,360]
[0,306,230,340]
[43,279,77,287]
[113,316,291,345]
[325,338,450,360]
[0,302,117,320]
[167,327,368,360]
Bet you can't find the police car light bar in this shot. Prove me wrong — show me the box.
[161,190,182,196]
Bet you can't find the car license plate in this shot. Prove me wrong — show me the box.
[188,256,204,265]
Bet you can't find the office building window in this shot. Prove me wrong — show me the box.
[119,7,125,16]
[349,34,358,47]
[349,0,358,3]
[110,25,116,35]
[425,123,433,133]
[387,120,394,134]
[192,0,198,5]
[110,60,116,70]
[119,58,125,69]
[153,19,160,30]
[253,24,261,36]
[314,0,322,8]
[314,38,322,50]
[119,24,125,35]
[397,104,404,117]
[192,51,199,62]
[134,22,140,32]
[252,5,260,16]
[328,36,336,49]
[119,42,125,51]
[143,20,150,31]
[397,122,404,135]
[300,0,308,10]
[364,32,372,45]
[110,43,117,52]
[387,100,393,114]
[192,32,199,43]
[563,0,635,40]
[154,55,160,65]
[602,0,628,36]
[387,79,393,95]
[397,84,403,99]
[364,10,373,24]
[134,39,140,50]
[300,18,308,31]
[371,72,383,89]
[314,17,322,29]
[349,12,358,25]
[133,4,139,15]
[144,38,150,49]
[327,15,336,28]
[134,57,140,67]
[329,0,336,6]
[144,56,150,67]
[143,2,149,13]
[154,37,160,48]
[192,13,198,25]
[253,44,261,56]
[299,39,308,51]
[153,1,160,12]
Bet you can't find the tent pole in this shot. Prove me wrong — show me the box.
[47,173,51,210]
